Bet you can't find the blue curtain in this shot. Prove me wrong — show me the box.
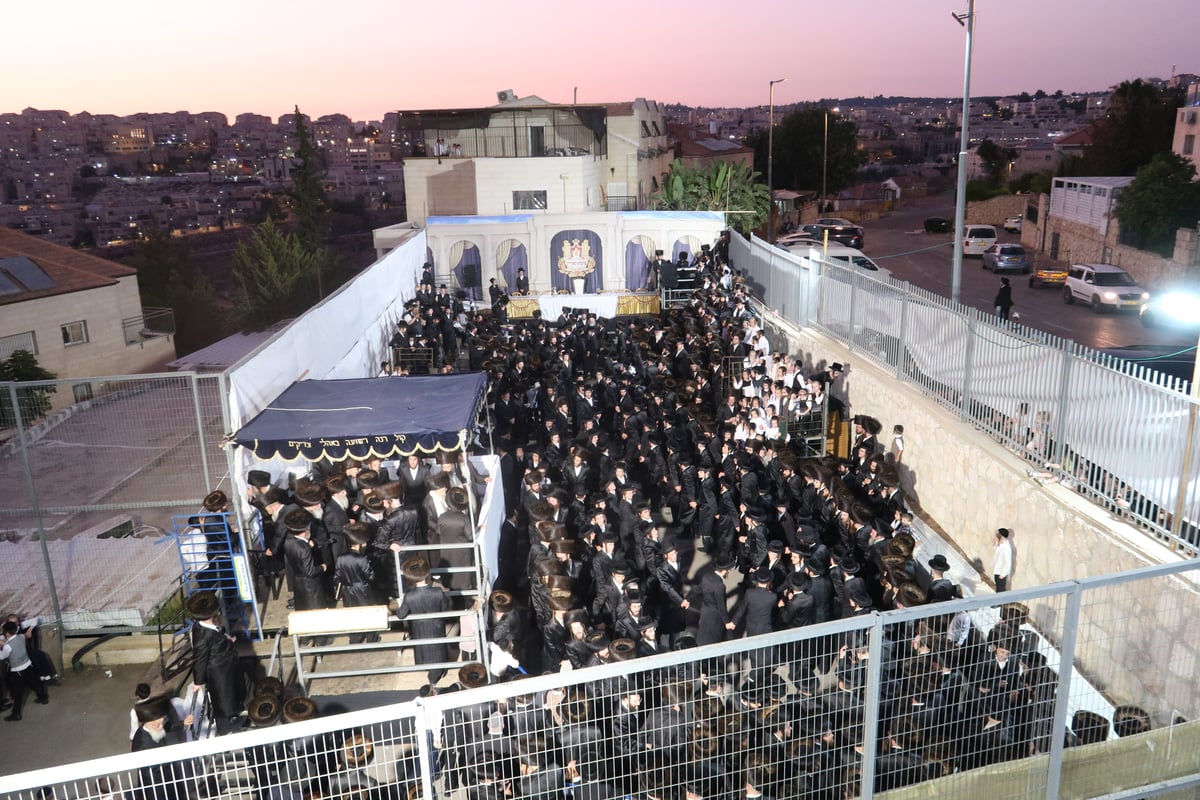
[625,240,651,290]
[549,229,603,293]
[500,243,527,290]
[672,239,694,264]
[453,244,482,301]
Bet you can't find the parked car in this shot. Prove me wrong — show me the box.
[1062,263,1150,313]
[1028,260,1068,288]
[818,245,891,279]
[1004,215,1023,233]
[1139,286,1200,331]
[982,244,1030,273]
[775,232,824,249]
[802,218,865,249]
[924,216,952,233]
[962,224,998,256]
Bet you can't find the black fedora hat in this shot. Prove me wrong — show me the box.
[186,590,220,620]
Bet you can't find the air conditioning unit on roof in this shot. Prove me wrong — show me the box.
[497,90,516,104]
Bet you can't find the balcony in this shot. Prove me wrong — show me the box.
[122,307,175,346]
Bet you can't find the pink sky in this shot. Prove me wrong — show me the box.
[4,0,1193,121]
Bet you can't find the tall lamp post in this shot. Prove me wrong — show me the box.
[767,77,787,243]
[821,106,840,215]
[950,0,976,305]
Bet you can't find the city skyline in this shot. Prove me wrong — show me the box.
[4,0,1194,122]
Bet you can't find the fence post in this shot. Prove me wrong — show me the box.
[190,373,213,494]
[1050,343,1075,469]
[895,291,909,381]
[414,700,438,800]
[1045,584,1084,799]
[847,266,859,355]
[858,613,884,796]
[9,383,65,633]
[960,312,978,421]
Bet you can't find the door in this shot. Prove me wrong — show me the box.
[529,126,545,157]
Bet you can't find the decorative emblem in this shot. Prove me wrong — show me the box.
[557,238,595,279]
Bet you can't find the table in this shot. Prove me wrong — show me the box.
[505,292,659,319]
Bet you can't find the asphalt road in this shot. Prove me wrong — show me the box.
[861,193,1196,354]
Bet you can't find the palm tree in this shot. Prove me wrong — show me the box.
[652,159,769,235]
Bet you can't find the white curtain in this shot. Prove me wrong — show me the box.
[495,239,517,288]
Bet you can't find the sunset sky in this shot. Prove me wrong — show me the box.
[4,0,1193,121]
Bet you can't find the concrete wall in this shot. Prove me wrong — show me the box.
[774,324,1200,722]
[966,194,1028,226]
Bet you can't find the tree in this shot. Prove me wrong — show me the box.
[1081,80,1181,176]
[1114,152,1200,255]
[127,231,229,354]
[0,350,57,428]
[289,106,333,298]
[976,139,1017,186]
[232,218,324,329]
[651,159,770,235]
[746,108,866,195]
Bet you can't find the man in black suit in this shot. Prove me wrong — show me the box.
[697,555,735,646]
[395,557,451,684]
[730,567,779,677]
[282,510,329,612]
[187,591,245,735]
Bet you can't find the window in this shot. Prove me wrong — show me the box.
[0,330,37,359]
[72,383,94,403]
[640,121,652,138]
[61,320,89,346]
[1184,134,1195,156]
[512,190,547,210]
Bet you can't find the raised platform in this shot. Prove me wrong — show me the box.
[505,291,659,319]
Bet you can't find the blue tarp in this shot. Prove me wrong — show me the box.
[426,215,535,225]
[232,373,488,462]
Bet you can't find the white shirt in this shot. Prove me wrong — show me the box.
[993,540,1013,579]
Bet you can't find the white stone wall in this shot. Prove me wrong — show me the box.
[776,325,1200,721]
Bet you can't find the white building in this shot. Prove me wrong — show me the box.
[0,229,175,408]
[399,95,674,225]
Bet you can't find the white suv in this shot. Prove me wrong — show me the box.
[1063,263,1149,313]
[962,225,998,256]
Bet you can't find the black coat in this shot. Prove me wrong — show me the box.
[396,584,450,666]
[284,533,328,611]
[731,585,777,638]
[191,621,245,718]
[697,569,731,645]
[334,550,380,607]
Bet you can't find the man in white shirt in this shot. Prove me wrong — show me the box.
[992,528,1013,592]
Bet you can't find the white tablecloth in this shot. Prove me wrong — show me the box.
[532,293,619,319]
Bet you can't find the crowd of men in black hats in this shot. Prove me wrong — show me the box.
[216,238,1151,799]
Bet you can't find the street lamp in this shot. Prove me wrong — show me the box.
[767,77,787,243]
[821,106,840,216]
[950,0,976,305]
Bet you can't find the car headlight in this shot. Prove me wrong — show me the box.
[1102,291,1117,300]
[1140,292,1149,300]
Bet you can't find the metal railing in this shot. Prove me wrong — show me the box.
[7,559,1200,800]
[730,234,1200,550]
[122,306,177,345]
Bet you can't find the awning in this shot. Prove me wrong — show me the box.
[231,373,488,462]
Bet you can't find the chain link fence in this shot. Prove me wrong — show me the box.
[0,372,230,633]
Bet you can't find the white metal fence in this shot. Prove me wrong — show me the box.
[5,560,1199,800]
[731,234,1200,551]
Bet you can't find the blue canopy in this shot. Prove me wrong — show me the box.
[232,373,489,462]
